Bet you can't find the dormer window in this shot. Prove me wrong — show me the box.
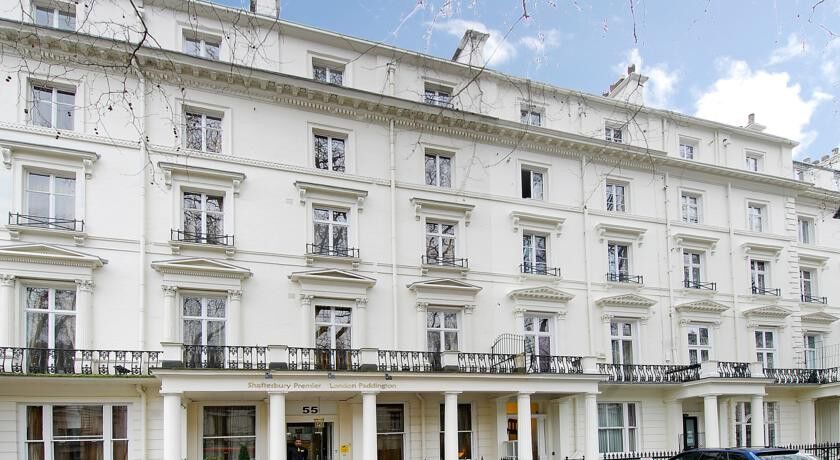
[745,152,763,172]
[313,62,344,86]
[520,106,543,127]
[183,33,221,60]
[34,2,75,31]
[679,137,698,160]
[605,124,623,143]
[424,83,453,107]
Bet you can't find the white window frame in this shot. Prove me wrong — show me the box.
[804,333,823,369]
[376,403,407,460]
[686,324,712,364]
[607,242,631,279]
[312,206,350,254]
[312,61,345,85]
[682,250,703,287]
[32,1,76,30]
[21,403,128,460]
[750,259,770,293]
[755,329,777,369]
[314,305,353,349]
[181,294,228,347]
[183,33,221,60]
[200,404,258,460]
[520,106,543,127]
[424,83,453,107]
[800,268,817,300]
[798,216,815,244]
[22,284,77,350]
[29,83,76,130]
[606,182,627,212]
[680,192,702,224]
[184,109,223,153]
[747,203,766,232]
[745,152,763,172]
[597,402,638,453]
[522,232,549,274]
[523,313,553,356]
[313,132,347,173]
[426,308,460,352]
[610,320,637,365]
[24,170,76,221]
[424,150,453,188]
[734,401,752,447]
[438,402,474,460]
[605,123,624,143]
[425,220,457,263]
[679,138,698,160]
[181,190,225,241]
[521,166,546,200]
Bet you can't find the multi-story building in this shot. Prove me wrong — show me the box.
[0,1,839,459]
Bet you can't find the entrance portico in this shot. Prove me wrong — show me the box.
[155,369,602,460]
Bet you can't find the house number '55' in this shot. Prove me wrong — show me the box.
[302,406,319,414]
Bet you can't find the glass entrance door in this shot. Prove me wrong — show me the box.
[287,423,333,460]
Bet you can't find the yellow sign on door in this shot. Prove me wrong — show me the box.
[340,443,350,454]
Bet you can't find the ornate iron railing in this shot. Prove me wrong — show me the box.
[684,279,717,290]
[8,212,84,232]
[782,442,840,460]
[182,345,266,370]
[288,347,360,371]
[598,363,700,383]
[377,350,442,372]
[717,361,751,378]
[601,450,681,460]
[171,229,234,246]
[765,367,840,384]
[0,347,160,376]
[802,294,828,304]
[606,273,644,284]
[528,355,583,374]
[458,352,516,373]
[422,255,468,269]
[752,285,781,296]
[306,243,360,258]
[520,264,561,277]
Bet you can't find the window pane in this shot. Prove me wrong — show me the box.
[184,320,202,346]
[53,406,103,437]
[314,135,329,169]
[331,138,345,172]
[203,406,256,437]
[112,406,128,439]
[532,171,544,199]
[35,6,53,26]
[425,155,436,186]
[313,66,327,82]
[457,404,472,430]
[207,298,226,318]
[427,331,441,352]
[53,441,103,459]
[203,438,255,460]
[54,314,75,350]
[55,289,76,311]
[377,404,404,433]
[184,37,201,55]
[439,156,451,187]
[205,42,220,60]
[183,297,202,317]
[27,406,44,440]
[26,311,49,348]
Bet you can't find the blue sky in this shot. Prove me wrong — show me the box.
[215,0,840,160]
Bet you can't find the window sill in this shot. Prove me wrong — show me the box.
[680,287,717,297]
[6,224,87,246]
[519,272,562,283]
[420,263,468,277]
[306,253,361,270]
[169,239,235,258]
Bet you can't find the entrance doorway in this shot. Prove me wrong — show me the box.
[287,422,333,460]
[682,416,699,450]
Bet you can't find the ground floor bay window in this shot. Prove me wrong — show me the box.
[439,404,472,460]
[25,404,128,460]
[598,402,637,453]
[202,406,256,460]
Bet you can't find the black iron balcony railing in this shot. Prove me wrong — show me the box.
[717,361,751,378]
[765,367,840,385]
[458,352,516,373]
[378,350,442,372]
[306,243,360,258]
[171,229,234,246]
[422,255,469,269]
[455,353,583,374]
[684,279,717,290]
[0,347,160,376]
[751,285,781,296]
[527,355,583,374]
[801,294,828,304]
[8,212,84,232]
[288,347,360,371]
[182,345,266,370]
[598,363,700,383]
[606,273,644,284]
[520,264,561,277]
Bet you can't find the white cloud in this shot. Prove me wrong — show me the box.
[613,48,680,109]
[695,59,831,153]
[768,33,808,65]
[431,19,516,66]
[518,29,561,53]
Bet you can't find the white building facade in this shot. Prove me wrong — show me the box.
[0,1,839,459]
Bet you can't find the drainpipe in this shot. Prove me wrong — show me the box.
[662,172,677,362]
[135,385,147,458]
[388,63,398,349]
[579,157,594,356]
[416,393,426,460]
[131,58,147,350]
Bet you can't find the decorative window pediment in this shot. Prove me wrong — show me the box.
[289,268,376,302]
[594,222,646,245]
[0,243,105,268]
[508,286,574,303]
[411,197,474,225]
[408,278,481,309]
[743,305,791,327]
[673,232,720,254]
[151,257,251,279]
[159,161,245,196]
[742,242,783,261]
[510,211,565,235]
[296,181,367,210]
[675,299,729,325]
[801,311,839,327]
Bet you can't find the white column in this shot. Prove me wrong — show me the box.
[416,303,428,350]
[496,398,509,457]
[162,392,183,460]
[269,392,287,460]
[517,393,533,460]
[362,391,378,460]
[228,290,242,346]
[751,395,765,447]
[301,295,313,346]
[556,398,572,460]
[718,398,730,448]
[583,393,599,460]
[703,395,720,448]
[355,298,368,348]
[601,314,613,356]
[666,399,683,450]
[799,398,816,444]
[444,392,460,460]
[75,280,94,349]
[0,274,15,346]
[162,286,178,343]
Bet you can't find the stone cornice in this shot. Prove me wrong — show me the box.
[151,257,252,279]
[0,243,106,268]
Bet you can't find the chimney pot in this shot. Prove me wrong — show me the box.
[832,147,840,156]
[627,64,636,75]
[747,113,755,125]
